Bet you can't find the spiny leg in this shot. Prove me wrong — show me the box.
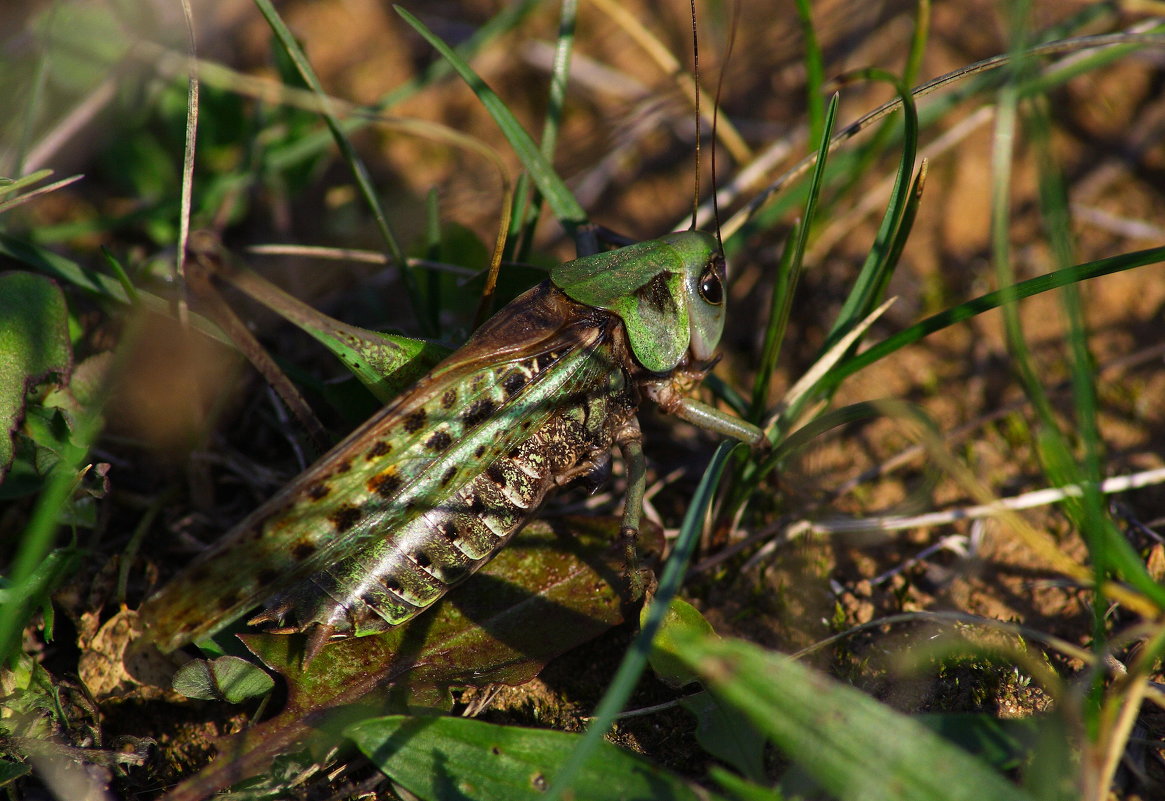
[615,419,649,605]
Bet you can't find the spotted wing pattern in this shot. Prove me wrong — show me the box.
[140,282,636,653]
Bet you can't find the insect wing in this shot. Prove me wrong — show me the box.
[140,283,611,652]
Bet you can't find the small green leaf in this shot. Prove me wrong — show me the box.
[0,273,72,480]
[644,597,714,689]
[346,715,717,801]
[172,656,274,703]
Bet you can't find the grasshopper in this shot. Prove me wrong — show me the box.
[140,1,765,663]
[140,228,764,662]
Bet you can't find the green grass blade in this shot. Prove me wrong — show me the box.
[676,634,1038,801]
[747,220,799,423]
[748,94,838,422]
[513,0,577,262]
[822,70,918,353]
[265,0,542,173]
[820,246,1165,393]
[547,440,740,799]
[252,0,423,332]
[99,246,139,305]
[0,170,54,199]
[396,6,588,237]
[1029,89,1165,613]
[793,0,825,146]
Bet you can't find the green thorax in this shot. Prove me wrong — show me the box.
[550,230,726,373]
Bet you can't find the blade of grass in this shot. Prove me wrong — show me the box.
[0,173,83,216]
[821,246,1165,394]
[396,6,588,238]
[175,0,198,327]
[1027,58,1165,639]
[746,94,838,423]
[746,219,798,423]
[264,0,543,174]
[821,70,918,354]
[252,0,422,333]
[676,633,1037,801]
[512,0,577,265]
[546,440,740,800]
[793,0,825,147]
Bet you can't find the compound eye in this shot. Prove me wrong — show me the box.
[698,267,724,306]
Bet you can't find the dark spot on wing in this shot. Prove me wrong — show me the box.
[256,568,280,586]
[307,484,330,501]
[474,444,487,459]
[462,399,496,428]
[503,371,527,397]
[218,590,242,611]
[366,440,392,460]
[441,388,458,409]
[403,408,427,433]
[440,521,459,542]
[414,551,432,569]
[292,541,317,561]
[332,459,352,477]
[440,467,458,487]
[426,430,452,452]
[330,504,363,533]
[534,350,563,373]
[368,469,402,498]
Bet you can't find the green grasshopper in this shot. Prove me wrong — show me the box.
[140,228,764,662]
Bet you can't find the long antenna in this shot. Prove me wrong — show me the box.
[689,0,700,232]
[711,1,739,251]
